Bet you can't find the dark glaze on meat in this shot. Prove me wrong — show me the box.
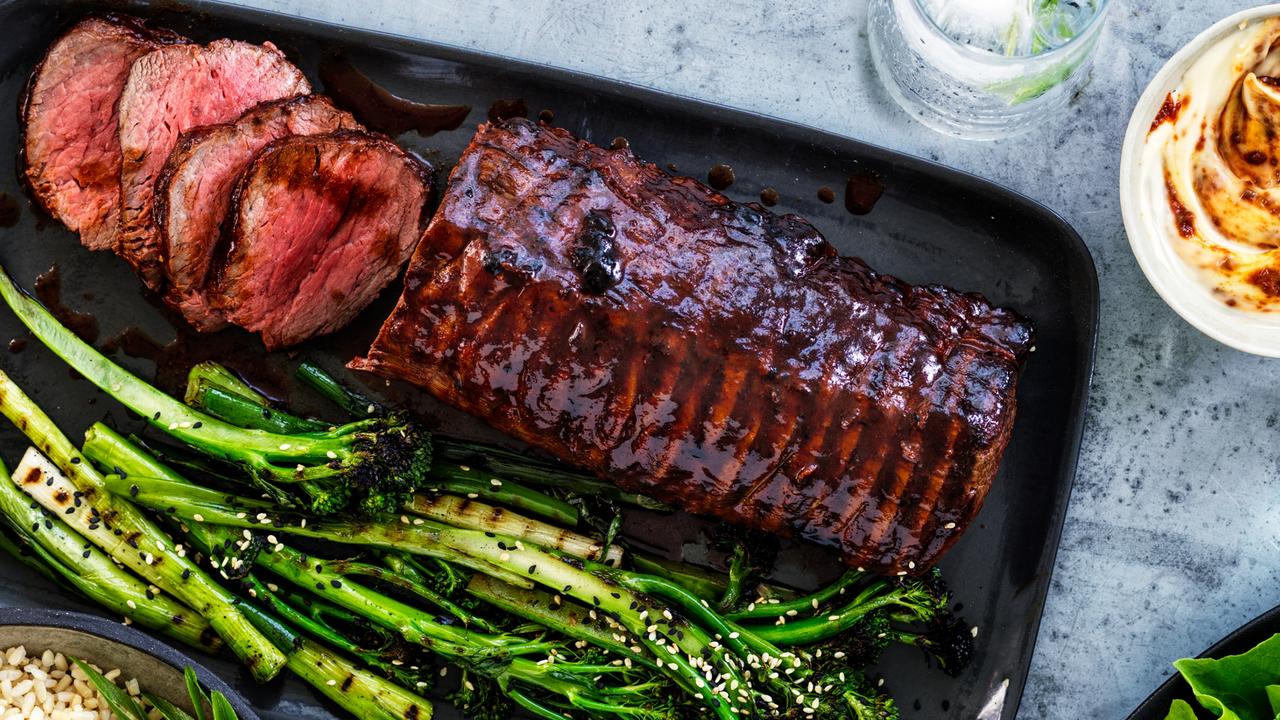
[353,119,1034,575]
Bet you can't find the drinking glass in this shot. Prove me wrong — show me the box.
[867,0,1110,140]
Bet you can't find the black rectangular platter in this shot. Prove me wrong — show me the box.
[0,1,1098,718]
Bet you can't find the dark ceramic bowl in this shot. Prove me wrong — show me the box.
[0,608,259,719]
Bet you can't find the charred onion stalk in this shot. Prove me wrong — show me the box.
[0,268,430,516]
[0,459,220,652]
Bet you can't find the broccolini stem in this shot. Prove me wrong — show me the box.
[465,574,658,672]
[327,557,500,633]
[0,271,413,490]
[422,462,578,525]
[85,431,532,589]
[506,689,575,720]
[289,637,435,720]
[0,369,286,680]
[188,521,556,660]
[187,383,329,436]
[405,493,619,564]
[239,573,421,686]
[746,582,911,646]
[726,569,866,621]
[297,359,383,417]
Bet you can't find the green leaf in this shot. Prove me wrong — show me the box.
[185,666,210,720]
[210,691,240,720]
[71,658,149,720]
[144,692,197,720]
[1164,699,1201,720]
[1174,633,1280,720]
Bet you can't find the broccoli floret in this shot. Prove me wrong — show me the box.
[709,523,780,611]
[449,669,513,720]
[890,616,975,677]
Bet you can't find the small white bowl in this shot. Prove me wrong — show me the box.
[1120,4,1280,357]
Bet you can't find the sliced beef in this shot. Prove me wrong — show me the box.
[117,39,309,289]
[21,15,186,251]
[352,120,1035,575]
[155,95,360,330]
[210,131,433,349]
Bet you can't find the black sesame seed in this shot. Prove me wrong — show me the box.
[330,580,342,588]
[129,484,139,497]
[564,585,572,592]
[69,457,80,465]
[192,421,202,429]
[82,550,91,558]
[64,507,75,515]
[610,592,620,599]
[153,412,161,420]
[30,522,38,533]
[316,582,325,590]
[592,596,600,606]
[181,569,191,580]
[528,565,537,574]
[45,477,53,486]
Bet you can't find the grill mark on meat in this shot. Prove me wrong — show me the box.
[354,119,1034,573]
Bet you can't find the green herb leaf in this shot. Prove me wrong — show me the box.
[71,658,148,720]
[1173,633,1280,720]
[210,691,239,720]
[144,691,197,720]
[185,666,210,720]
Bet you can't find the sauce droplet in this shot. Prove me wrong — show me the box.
[845,172,884,215]
[0,193,20,228]
[33,265,98,343]
[707,164,735,191]
[7,339,26,354]
[816,186,835,204]
[319,53,470,137]
[610,136,630,151]
[488,99,529,124]
[538,108,555,123]
[759,188,779,207]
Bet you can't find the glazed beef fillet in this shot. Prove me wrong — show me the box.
[21,15,185,251]
[209,131,433,350]
[353,119,1035,575]
[118,39,309,288]
[156,95,360,330]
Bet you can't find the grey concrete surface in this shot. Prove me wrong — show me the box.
[218,1,1280,717]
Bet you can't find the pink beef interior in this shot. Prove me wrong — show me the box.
[117,39,309,288]
[22,16,185,251]
[158,95,358,330]
[214,132,430,349]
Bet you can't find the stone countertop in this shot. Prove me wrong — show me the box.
[221,1,1280,717]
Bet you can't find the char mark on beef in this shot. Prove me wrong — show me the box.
[352,118,1035,575]
[209,131,434,350]
[155,94,361,331]
[21,15,186,251]
[117,39,309,289]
